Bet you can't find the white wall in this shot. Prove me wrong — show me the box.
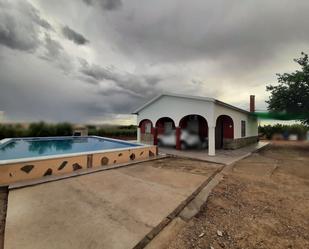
[136,95,258,138]
[137,95,216,127]
[214,104,258,138]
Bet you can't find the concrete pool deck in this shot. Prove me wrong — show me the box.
[159,141,269,165]
[4,158,220,249]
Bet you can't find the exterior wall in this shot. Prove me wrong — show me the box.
[248,115,259,137]
[136,95,258,150]
[137,95,258,138]
[0,155,87,186]
[214,104,258,139]
[137,95,216,127]
[0,145,157,185]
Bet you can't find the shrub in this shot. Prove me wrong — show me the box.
[28,122,55,137]
[55,123,73,136]
[259,124,309,140]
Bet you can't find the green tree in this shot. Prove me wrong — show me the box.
[55,123,73,136]
[28,122,54,137]
[266,52,309,125]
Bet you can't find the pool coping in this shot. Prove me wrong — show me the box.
[0,136,151,165]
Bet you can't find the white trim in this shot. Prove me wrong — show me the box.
[0,136,152,165]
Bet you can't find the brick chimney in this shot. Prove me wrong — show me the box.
[250,95,255,112]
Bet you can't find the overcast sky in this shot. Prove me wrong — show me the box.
[0,0,308,124]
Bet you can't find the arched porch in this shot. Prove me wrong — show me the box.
[155,117,176,135]
[137,119,153,144]
[179,114,208,149]
[215,115,234,149]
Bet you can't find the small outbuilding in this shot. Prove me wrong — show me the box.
[133,93,258,156]
[73,125,88,136]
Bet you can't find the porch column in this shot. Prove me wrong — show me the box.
[137,127,141,143]
[208,125,216,156]
[152,127,158,145]
[176,127,181,150]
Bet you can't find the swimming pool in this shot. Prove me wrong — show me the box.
[0,136,140,161]
[0,136,157,185]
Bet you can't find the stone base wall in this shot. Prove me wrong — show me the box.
[223,136,259,150]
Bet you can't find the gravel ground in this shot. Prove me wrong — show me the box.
[167,142,309,249]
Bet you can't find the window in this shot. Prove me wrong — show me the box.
[241,120,246,137]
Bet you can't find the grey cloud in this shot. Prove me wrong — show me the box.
[0,0,52,51]
[82,92,140,115]
[0,1,77,73]
[35,18,52,30]
[62,25,89,45]
[102,0,309,72]
[43,35,63,59]
[39,35,75,74]
[82,0,122,11]
[79,60,161,98]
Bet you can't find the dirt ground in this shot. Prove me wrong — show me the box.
[150,157,222,176]
[0,187,8,249]
[167,142,309,249]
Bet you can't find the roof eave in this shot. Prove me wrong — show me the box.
[214,99,250,114]
[132,93,251,115]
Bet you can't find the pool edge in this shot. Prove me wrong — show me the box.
[0,137,158,185]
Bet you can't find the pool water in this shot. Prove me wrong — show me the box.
[0,137,139,161]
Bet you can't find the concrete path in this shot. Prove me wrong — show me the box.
[4,158,218,249]
[160,141,269,165]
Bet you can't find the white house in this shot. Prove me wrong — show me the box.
[133,93,258,156]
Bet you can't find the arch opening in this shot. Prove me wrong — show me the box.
[155,117,176,148]
[155,117,176,135]
[138,119,153,144]
[139,119,153,134]
[178,114,208,149]
[215,115,234,149]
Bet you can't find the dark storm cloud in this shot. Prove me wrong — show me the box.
[2,0,309,123]
[104,0,309,71]
[62,26,89,45]
[79,59,162,98]
[82,0,122,11]
[38,35,74,73]
[81,92,141,115]
[0,0,52,51]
